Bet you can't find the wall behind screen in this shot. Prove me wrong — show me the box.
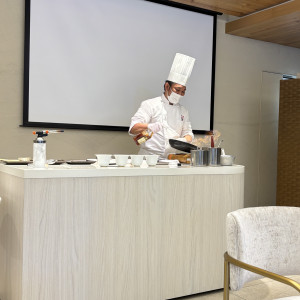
[25,0,215,131]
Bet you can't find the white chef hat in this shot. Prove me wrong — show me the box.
[167,53,196,86]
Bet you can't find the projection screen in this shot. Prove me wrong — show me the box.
[23,0,217,133]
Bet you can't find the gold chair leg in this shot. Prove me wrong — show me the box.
[224,256,230,300]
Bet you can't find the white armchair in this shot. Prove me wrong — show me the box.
[224,206,300,300]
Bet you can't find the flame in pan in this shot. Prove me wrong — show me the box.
[193,130,221,148]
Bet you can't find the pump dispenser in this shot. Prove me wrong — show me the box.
[32,130,64,168]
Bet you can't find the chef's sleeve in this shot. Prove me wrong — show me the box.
[181,110,194,140]
[129,101,152,134]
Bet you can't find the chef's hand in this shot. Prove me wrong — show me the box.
[148,122,163,134]
[176,136,192,143]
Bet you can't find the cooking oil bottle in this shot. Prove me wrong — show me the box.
[133,129,153,145]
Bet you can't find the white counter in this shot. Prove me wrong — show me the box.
[0,163,244,178]
[0,163,244,300]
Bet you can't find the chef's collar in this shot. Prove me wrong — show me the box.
[161,93,177,106]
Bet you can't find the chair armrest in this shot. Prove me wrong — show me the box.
[224,252,300,293]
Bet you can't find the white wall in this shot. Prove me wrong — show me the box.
[212,16,300,207]
[1,1,300,207]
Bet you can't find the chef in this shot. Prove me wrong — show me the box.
[129,53,195,158]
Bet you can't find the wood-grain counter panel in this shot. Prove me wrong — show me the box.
[0,166,244,300]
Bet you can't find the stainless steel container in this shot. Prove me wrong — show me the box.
[191,149,209,166]
[209,147,221,166]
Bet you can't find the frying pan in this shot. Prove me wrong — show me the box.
[169,139,199,153]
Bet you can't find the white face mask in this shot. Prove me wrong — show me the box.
[168,91,182,104]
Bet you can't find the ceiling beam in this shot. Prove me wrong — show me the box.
[225,0,300,48]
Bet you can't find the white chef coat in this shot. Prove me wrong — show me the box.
[129,94,194,158]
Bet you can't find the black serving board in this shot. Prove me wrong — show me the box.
[0,160,32,165]
[66,160,95,165]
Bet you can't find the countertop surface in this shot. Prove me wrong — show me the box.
[0,162,245,179]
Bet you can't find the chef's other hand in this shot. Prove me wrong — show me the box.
[148,122,163,134]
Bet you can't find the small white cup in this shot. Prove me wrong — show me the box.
[145,155,159,166]
[96,154,111,167]
[168,160,179,168]
[114,155,129,167]
[130,155,144,167]
[220,155,235,166]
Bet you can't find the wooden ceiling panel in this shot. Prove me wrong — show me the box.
[172,0,300,49]
[172,0,291,16]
